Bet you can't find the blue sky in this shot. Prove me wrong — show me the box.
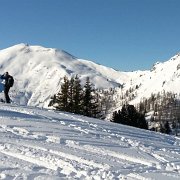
[0,0,180,71]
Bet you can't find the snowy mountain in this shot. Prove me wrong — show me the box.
[109,53,180,115]
[0,44,180,179]
[0,102,180,179]
[0,44,180,112]
[123,53,180,104]
[0,44,128,107]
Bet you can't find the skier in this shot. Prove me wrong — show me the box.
[0,72,14,103]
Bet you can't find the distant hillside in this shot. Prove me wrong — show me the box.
[114,53,180,105]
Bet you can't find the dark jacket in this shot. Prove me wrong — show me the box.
[1,74,12,87]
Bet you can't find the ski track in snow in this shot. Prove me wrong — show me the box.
[0,103,180,179]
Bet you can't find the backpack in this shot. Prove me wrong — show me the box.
[8,76,14,87]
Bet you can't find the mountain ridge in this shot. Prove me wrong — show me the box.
[0,44,125,107]
[0,44,179,110]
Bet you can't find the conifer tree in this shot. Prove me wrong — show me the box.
[55,76,69,111]
[111,110,122,123]
[164,121,171,134]
[159,123,165,133]
[82,77,101,118]
[48,95,56,107]
[111,104,148,130]
[73,75,83,114]
[83,77,94,117]
[91,91,101,118]
[50,75,101,118]
[68,76,75,112]
[137,113,148,129]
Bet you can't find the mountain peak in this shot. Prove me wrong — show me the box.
[0,44,124,107]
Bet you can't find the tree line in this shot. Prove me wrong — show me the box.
[137,91,180,135]
[49,75,149,131]
[49,75,101,118]
[111,104,148,130]
[49,75,180,135]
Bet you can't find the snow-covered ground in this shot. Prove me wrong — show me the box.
[0,103,180,179]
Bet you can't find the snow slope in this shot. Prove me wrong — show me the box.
[121,53,180,104]
[0,103,180,179]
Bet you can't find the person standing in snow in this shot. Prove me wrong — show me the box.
[0,72,14,103]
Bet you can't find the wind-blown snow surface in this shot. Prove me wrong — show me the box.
[0,103,180,179]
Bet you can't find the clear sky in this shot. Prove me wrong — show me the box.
[0,0,180,71]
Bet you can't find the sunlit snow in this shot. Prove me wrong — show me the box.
[0,103,180,179]
[0,44,179,110]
